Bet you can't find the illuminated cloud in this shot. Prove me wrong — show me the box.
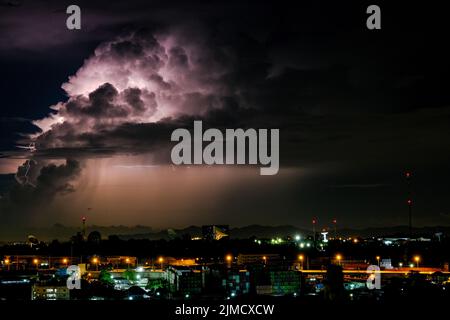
[33,29,235,154]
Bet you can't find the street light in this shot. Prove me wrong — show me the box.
[335,254,342,266]
[125,258,130,269]
[62,258,68,265]
[4,258,10,271]
[158,257,164,269]
[414,255,420,268]
[92,257,99,271]
[376,256,380,267]
[298,254,304,270]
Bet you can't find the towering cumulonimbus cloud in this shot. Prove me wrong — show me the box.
[33,28,236,152]
[0,28,242,212]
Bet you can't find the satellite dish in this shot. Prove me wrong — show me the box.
[28,235,39,244]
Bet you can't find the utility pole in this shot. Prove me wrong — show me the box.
[312,218,317,243]
[332,218,337,240]
[406,171,412,238]
[82,216,86,241]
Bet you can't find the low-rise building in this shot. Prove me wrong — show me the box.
[237,253,280,265]
[167,266,205,296]
[269,270,301,296]
[32,284,70,300]
[222,269,251,297]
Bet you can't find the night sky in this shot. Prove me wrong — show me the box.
[1,0,450,239]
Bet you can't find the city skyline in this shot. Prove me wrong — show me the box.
[1,1,450,238]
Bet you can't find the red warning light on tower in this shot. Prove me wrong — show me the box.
[405,172,412,178]
[407,199,412,205]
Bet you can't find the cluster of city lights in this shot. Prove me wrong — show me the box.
[299,242,312,248]
[271,238,284,244]
[251,235,316,248]
[1,252,425,275]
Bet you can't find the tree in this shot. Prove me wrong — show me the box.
[123,269,136,281]
[99,269,114,285]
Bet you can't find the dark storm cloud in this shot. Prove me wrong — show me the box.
[63,83,156,119]
[0,118,41,151]
[0,0,22,7]
[4,159,81,205]
[0,159,81,227]
[4,1,450,160]
[35,159,81,193]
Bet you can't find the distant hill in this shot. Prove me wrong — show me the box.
[117,224,311,240]
[337,226,450,238]
[114,225,450,240]
[4,224,450,242]
[230,225,310,239]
